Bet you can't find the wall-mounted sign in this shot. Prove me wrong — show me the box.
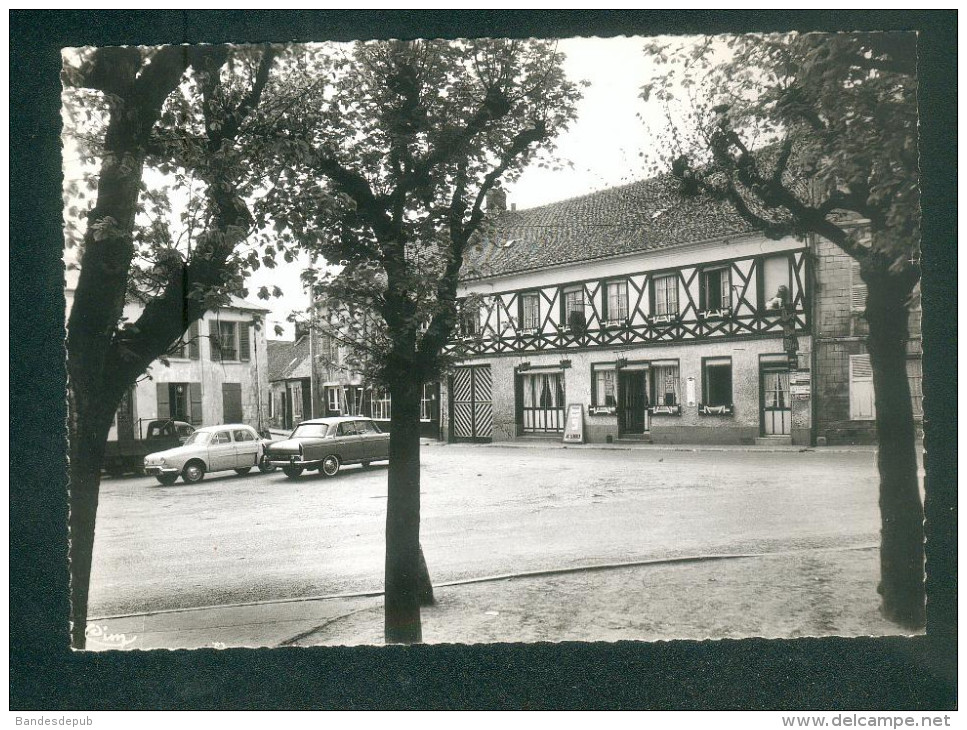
[686,377,696,407]
[563,403,585,444]
[790,384,811,397]
[791,371,811,386]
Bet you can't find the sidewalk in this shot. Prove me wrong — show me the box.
[85,545,915,651]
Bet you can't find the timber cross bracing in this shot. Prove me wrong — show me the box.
[454,250,809,356]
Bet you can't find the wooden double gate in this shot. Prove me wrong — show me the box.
[449,365,493,442]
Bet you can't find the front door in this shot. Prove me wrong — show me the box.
[222,382,243,423]
[761,367,792,436]
[116,386,135,442]
[450,365,493,442]
[619,370,649,434]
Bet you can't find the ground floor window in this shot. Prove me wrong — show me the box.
[520,371,565,433]
[702,357,732,407]
[592,366,616,409]
[372,387,392,420]
[651,362,680,407]
[326,386,340,414]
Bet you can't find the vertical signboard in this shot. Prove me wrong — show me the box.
[563,403,585,444]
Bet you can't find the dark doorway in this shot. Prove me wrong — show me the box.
[116,386,135,442]
[619,370,648,434]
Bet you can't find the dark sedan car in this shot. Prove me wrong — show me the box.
[265,416,390,478]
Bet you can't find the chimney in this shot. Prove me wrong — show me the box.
[486,180,507,213]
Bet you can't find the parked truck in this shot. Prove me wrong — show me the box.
[102,419,195,476]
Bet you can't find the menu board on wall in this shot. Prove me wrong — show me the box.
[686,377,696,407]
[563,403,585,444]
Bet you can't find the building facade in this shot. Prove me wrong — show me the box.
[103,299,271,441]
[442,176,921,447]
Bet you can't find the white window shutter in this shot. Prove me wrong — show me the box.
[849,354,876,420]
[851,262,868,313]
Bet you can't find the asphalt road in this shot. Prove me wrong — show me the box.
[88,443,885,618]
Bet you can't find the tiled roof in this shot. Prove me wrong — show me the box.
[462,173,761,280]
[267,336,310,382]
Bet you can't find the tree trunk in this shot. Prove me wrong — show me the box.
[384,376,433,643]
[864,266,925,629]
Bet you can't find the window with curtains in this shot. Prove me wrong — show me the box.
[651,274,678,318]
[762,254,791,311]
[519,292,540,331]
[763,370,790,410]
[562,286,586,329]
[520,372,565,433]
[209,320,250,362]
[591,366,617,412]
[651,363,681,408]
[603,280,628,322]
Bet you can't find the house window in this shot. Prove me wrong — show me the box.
[157,381,202,425]
[218,321,238,360]
[342,385,364,416]
[762,255,791,311]
[209,320,250,361]
[702,357,732,407]
[652,362,680,407]
[171,321,200,360]
[459,299,480,337]
[591,366,617,409]
[520,371,565,433]
[652,274,678,317]
[420,383,434,422]
[562,286,586,329]
[700,267,731,312]
[326,386,341,415]
[849,354,875,420]
[907,358,923,421]
[519,292,540,331]
[604,280,628,322]
[372,387,392,420]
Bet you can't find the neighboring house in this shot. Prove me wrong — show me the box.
[812,231,923,444]
[443,175,921,446]
[65,284,271,441]
[268,319,443,439]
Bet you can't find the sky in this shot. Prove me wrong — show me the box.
[64,35,690,340]
[249,35,672,339]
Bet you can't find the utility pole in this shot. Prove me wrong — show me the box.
[308,284,317,419]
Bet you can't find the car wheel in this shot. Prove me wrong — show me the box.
[282,465,304,479]
[155,474,178,486]
[182,461,206,484]
[258,456,277,473]
[321,455,341,477]
[234,467,252,476]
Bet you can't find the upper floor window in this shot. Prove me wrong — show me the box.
[700,267,731,313]
[171,321,200,360]
[459,299,480,337]
[762,254,792,311]
[562,286,586,330]
[209,320,250,362]
[604,280,629,322]
[651,273,679,317]
[850,261,867,313]
[519,292,540,331]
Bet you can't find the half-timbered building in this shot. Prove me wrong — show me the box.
[445,175,817,446]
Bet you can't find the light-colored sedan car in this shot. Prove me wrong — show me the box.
[144,424,273,485]
[265,416,390,478]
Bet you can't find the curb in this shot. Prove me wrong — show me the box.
[89,543,878,622]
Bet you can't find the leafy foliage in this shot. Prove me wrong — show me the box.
[257,39,582,384]
[641,32,919,274]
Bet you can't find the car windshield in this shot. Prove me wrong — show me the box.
[183,431,211,446]
[291,423,330,438]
